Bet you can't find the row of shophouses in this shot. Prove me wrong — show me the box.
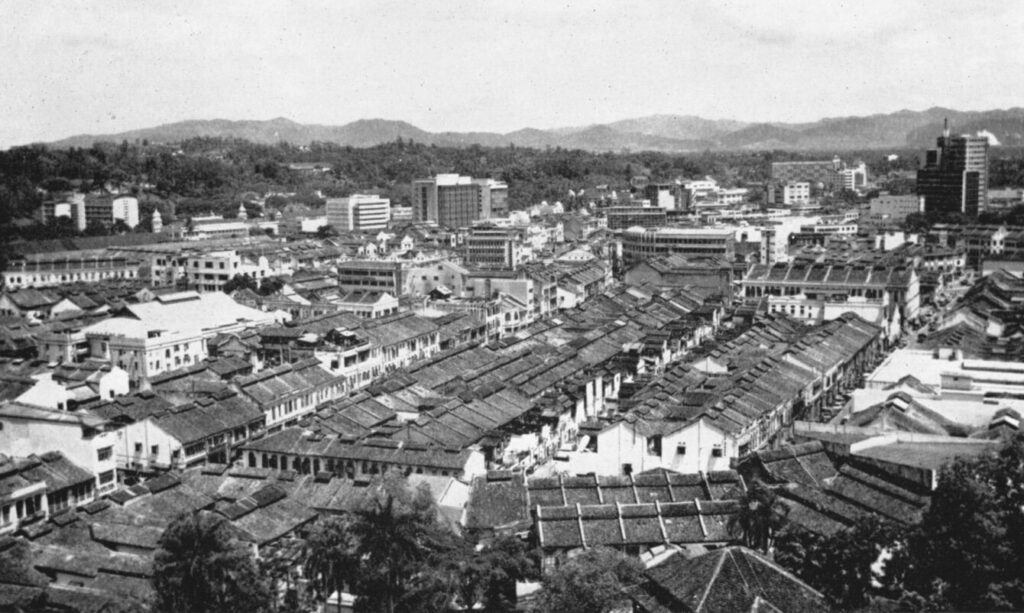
[0,277,886,540]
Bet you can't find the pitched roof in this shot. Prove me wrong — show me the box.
[629,547,827,613]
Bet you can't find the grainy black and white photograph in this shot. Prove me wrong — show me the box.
[1,1,1023,611]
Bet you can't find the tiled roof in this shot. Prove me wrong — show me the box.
[535,499,738,549]
[629,547,828,613]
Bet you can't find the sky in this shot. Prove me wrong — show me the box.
[1,0,1022,148]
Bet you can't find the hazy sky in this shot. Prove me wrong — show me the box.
[2,0,1022,147]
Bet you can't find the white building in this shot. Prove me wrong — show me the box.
[838,162,868,192]
[783,182,811,205]
[79,292,284,384]
[186,250,276,292]
[326,194,391,232]
[111,196,140,228]
[0,402,120,495]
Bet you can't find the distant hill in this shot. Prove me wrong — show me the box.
[44,108,1024,153]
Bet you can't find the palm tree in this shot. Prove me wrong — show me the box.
[304,515,359,612]
[729,480,791,553]
[152,511,271,613]
[348,471,460,613]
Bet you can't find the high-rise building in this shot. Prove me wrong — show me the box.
[411,174,508,228]
[917,120,989,216]
[326,194,391,232]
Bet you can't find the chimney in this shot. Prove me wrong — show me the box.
[943,117,950,139]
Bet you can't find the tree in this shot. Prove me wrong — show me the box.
[900,434,1024,611]
[152,511,272,613]
[304,515,359,610]
[303,472,459,613]
[775,517,905,610]
[534,547,643,613]
[317,224,338,238]
[348,471,458,613]
[84,219,110,236]
[259,276,285,296]
[442,535,540,612]
[223,273,257,295]
[728,480,790,552]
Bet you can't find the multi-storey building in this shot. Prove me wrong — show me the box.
[838,161,868,192]
[464,227,524,269]
[337,260,409,295]
[411,174,508,228]
[867,194,924,223]
[2,250,143,289]
[77,291,282,384]
[771,158,842,191]
[0,403,121,495]
[741,262,919,338]
[643,183,681,210]
[782,182,811,205]
[185,250,274,292]
[326,194,391,232]
[605,206,668,230]
[619,227,736,264]
[917,122,989,215]
[38,194,139,231]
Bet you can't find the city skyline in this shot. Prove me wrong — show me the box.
[2,0,1023,148]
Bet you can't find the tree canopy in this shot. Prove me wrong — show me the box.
[900,434,1024,611]
[152,511,272,613]
[533,547,643,613]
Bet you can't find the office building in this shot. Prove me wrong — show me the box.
[326,194,391,232]
[643,183,680,210]
[838,161,868,192]
[917,121,989,216]
[411,174,508,228]
[464,227,524,269]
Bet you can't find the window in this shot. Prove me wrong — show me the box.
[134,442,142,453]
[711,445,723,458]
[151,445,159,455]
[98,470,115,484]
[97,446,113,461]
[646,435,662,456]
[676,444,687,456]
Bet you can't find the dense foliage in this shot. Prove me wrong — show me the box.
[900,434,1024,611]
[6,138,1008,233]
[532,546,644,613]
[736,435,1024,612]
[152,511,272,613]
[303,471,540,613]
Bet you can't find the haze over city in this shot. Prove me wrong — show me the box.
[2,0,1023,148]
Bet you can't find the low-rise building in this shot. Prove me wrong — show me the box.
[0,452,96,535]
[0,402,120,495]
[77,292,283,384]
[2,251,143,290]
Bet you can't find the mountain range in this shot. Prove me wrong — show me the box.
[46,108,1024,152]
